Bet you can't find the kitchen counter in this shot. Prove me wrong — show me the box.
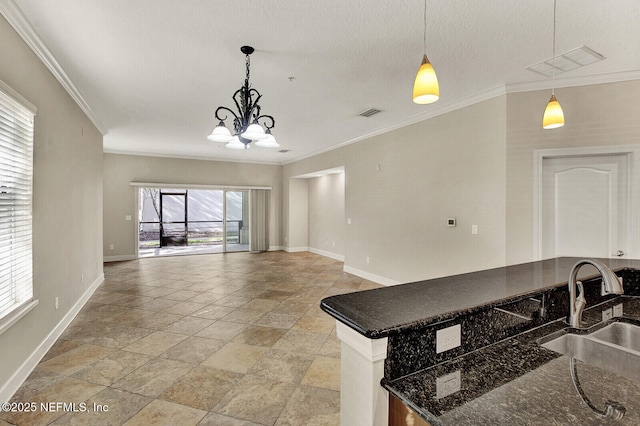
[320,257,640,425]
[321,257,640,338]
[383,297,640,425]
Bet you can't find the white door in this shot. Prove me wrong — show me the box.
[541,154,629,259]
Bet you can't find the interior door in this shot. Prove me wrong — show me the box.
[541,154,629,259]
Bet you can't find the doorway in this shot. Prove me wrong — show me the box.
[534,147,638,260]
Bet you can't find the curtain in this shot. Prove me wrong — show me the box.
[250,189,270,252]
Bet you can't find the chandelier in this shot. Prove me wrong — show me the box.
[207,46,279,149]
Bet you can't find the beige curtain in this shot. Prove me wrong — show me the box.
[250,189,270,252]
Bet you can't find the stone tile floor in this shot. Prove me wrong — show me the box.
[0,251,380,425]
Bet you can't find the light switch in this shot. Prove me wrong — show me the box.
[471,224,478,235]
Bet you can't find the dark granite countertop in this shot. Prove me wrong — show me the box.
[383,297,640,425]
[321,257,640,338]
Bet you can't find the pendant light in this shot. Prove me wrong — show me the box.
[413,0,439,104]
[542,0,565,129]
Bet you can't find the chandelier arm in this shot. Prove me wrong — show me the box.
[255,114,275,131]
[214,106,240,123]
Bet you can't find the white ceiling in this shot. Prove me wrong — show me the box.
[4,0,640,164]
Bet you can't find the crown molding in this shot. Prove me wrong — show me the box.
[103,148,284,166]
[284,84,507,165]
[506,69,640,93]
[0,0,108,135]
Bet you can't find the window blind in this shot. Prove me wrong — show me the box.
[0,88,35,322]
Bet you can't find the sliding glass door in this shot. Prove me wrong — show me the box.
[138,188,250,257]
[225,191,249,252]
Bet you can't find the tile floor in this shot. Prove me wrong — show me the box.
[0,251,380,426]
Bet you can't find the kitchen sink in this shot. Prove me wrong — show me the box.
[589,322,640,352]
[541,322,640,383]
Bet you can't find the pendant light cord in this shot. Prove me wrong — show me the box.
[551,0,557,95]
[423,0,427,55]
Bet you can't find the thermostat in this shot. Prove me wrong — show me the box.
[447,218,456,227]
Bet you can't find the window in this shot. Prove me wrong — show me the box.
[0,83,36,332]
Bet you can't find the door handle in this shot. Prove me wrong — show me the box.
[613,250,625,257]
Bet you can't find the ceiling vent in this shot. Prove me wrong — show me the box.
[527,46,605,77]
[359,108,382,118]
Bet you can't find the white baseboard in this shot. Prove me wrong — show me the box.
[343,266,401,286]
[0,273,104,403]
[104,255,135,262]
[309,247,345,262]
[284,246,309,253]
[268,246,284,251]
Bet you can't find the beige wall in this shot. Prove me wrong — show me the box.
[308,173,346,258]
[506,80,640,265]
[0,16,103,395]
[103,154,283,258]
[286,178,309,250]
[285,96,508,284]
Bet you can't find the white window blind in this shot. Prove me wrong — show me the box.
[0,87,35,323]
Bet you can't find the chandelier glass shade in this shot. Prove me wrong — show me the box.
[207,46,279,149]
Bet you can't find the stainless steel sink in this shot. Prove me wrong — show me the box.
[541,322,640,383]
[589,322,640,352]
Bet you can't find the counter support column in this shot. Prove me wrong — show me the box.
[336,321,389,426]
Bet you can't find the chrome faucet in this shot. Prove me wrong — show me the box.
[568,259,624,328]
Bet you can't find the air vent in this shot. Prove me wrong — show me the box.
[527,46,605,77]
[278,149,289,153]
[359,108,382,118]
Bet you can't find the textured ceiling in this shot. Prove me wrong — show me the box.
[5,0,640,164]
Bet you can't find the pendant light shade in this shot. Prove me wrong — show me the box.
[413,54,439,104]
[543,0,565,129]
[542,94,565,129]
[413,1,439,105]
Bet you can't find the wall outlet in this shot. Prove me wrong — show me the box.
[125,215,132,221]
[55,297,59,310]
[613,303,624,317]
[436,324,461,354]
[602,307,613,322]
[109,244,114,250]
[436,370,461,399]
[471,224,478,235]
[366,256,370,264]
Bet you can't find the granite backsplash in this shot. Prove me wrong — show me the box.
[384,268,640,381]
